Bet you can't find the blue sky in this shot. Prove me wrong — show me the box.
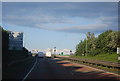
[2,2,118,52]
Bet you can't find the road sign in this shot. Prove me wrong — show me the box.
[118,57,120,60]
[117,47,120,54]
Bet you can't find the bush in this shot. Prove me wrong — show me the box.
[75,30,118,57]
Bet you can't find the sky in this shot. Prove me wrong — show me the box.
[1,1,118,52]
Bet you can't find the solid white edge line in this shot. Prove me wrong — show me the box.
[21,57,37,81]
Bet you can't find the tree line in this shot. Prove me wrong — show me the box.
[75,30,119,56]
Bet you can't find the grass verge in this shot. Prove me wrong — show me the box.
[71,52,119,62]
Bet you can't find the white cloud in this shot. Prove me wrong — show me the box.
[53,24,108,30]
[98,16,117,21]
[3,14,76,26]
[2,2,118,34]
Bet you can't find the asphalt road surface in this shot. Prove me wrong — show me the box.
[24,57,120,80]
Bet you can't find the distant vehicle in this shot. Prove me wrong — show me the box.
[38,52,45,58]
[45,51,51,58]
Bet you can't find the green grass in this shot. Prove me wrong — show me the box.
[71,52,119,62]
[63,55,70,56]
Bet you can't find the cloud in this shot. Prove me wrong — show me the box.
[3,2,117,19]
[50,24,109,33]
[2,2,118,34]
[33,16,118,33]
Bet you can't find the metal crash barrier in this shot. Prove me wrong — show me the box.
[57,56,120,69]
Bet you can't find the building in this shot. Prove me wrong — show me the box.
[8,31,23,50]
[31,49,39,54]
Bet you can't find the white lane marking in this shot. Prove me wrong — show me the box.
[21,57,37,81]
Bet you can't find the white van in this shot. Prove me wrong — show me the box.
[45,51,51,58]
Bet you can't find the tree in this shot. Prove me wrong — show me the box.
[86,32,91,40]
[118,31,120,47]
[106,31,117,52]
[75,30,118,56]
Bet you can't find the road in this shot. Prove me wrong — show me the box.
[24,57,120,80]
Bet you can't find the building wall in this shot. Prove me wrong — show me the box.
[8,31,23,50]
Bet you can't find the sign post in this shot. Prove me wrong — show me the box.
[117,47,120,54]
[117,47,120,60]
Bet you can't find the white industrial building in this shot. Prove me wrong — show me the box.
[8,31,23,50]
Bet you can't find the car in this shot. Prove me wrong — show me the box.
[38,52,45,58]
